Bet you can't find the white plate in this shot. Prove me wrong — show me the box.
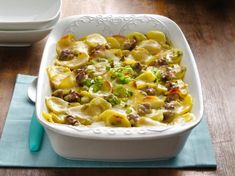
[36,14,203,160]
[0,0,61,30]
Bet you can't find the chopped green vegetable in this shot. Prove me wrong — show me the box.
[106,66,111,71]
[113,85,133,98]
[92,77,103,92]
[82,79,93,87]
[110,66,134,84]
[118,75,132,84]
[126,108,132,114]
[106,95,121,106]
[152,68,162,83]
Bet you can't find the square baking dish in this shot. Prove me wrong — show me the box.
[36,14,203,160]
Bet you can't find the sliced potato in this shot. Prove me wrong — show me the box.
[136,117,161,127]
[51,113,65,123]
[156,84,168,94]
[80,90,93,104]
[106,36,121,49]
[127,32,147,43]
[123,56,136,65]
[47,66,77,89]
[68,105,93,123]
[42,112,54,123]
[112,35,127,48]
[57,73,77,89]
[141,96,164,109]
[85,33,107,47]
[146,30,166,44]
[69,102,81,107]
[47,65,71,80]
[171,112,194,124]
[137,39,161,55]
[72,41,89,54]
[149,110,164,122]
[131,48,151,63]
[135,81,157,90]
[176,94,193,115]
[181,112,194,122]
[99,109,131,127]
[81,97,112,116]
[55,52,89,69]
[56,34,76,54]
[87,59,109,76]
[45,96,68,114]
[134,71,156,89]
[104,49,122,67]
[136,71,156,82]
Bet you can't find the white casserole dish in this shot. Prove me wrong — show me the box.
[36,14,203,160]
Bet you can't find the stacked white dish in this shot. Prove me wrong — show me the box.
[0,0,61,46]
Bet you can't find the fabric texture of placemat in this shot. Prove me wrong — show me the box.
[0,74,216,168]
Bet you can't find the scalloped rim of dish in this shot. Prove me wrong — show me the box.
[36,14,203,140]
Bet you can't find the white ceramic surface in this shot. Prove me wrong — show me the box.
[0,14,60,46]
[0,27,53,46]
[36,14,203,160]
[0,0,61,30]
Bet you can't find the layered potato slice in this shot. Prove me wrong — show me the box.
[45,96,68,114]
[47,65,77,89]
[146,30,167,44]
[99,109,131,127]
[85,33,107,47]
[55,52,89,69]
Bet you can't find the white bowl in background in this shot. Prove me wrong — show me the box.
[0,12,61,31]
[0,0,61,30]
[0,14,60,46]
[0,27,53,47]
[36,14,203,161]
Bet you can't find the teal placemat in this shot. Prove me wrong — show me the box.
[0,74,216,168]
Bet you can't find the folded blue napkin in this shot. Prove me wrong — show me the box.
[0,74,216,168]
